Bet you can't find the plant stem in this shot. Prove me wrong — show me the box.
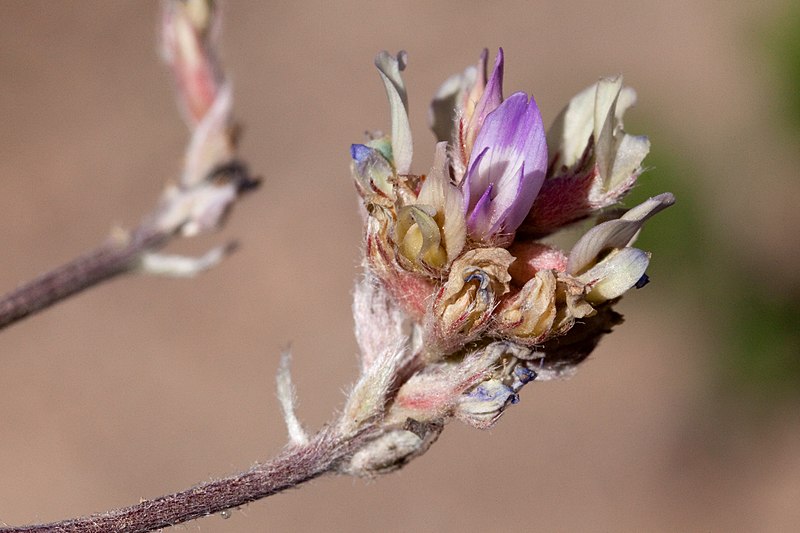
[0,225,169,332]
[3,428,356,533]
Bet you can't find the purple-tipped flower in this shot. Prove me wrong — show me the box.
[463,92,547,242]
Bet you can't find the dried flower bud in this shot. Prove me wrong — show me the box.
[495,269,558,342]
[341,425,441,477]
[552,271,596,332]
[455,378,518,429]
[454,352,539,430]
[429,248,513,351]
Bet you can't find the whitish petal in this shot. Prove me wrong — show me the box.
[608,133,650,191]
[375,51,413,175]
[568,193,675,275]
[428,65,478,143]
[456,378,518,430]
[546,76,622,172]
[417,142,466,263]
[545,81,596,170]
[395,205,446,269]
[578,247,651,303]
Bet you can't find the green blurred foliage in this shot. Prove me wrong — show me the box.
[617,2,800,413]
[626,138,800,411]
[764,2,800,134]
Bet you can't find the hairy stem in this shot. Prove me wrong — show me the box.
[0,225,169,331]
[4,428,359,533]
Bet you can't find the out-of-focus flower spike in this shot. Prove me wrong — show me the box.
[567,193,674,275]
[161,0,222,126]
[375,51,413,175]
[182,82,234,187]
[578,247,651,304]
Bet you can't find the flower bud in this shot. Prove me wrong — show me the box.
[350,142,396,201]
[428,50,485,144]
[341,425,441,477]
[459,48,504,167]
[494,269,558,343]
[455,378,518,430]
[566,193,674,304]
[463,90,547,243]
[430,248,513,351]
[392,143,466,273]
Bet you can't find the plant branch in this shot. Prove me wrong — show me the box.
[0,226,168,331]
[2,428,363,533]
[0,0,258,332]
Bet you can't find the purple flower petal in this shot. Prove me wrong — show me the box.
[467,183,494,239]
[463,91,547,240]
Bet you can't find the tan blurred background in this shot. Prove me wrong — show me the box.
[1,1,799,531]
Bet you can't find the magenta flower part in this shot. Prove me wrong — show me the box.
[463,91,547,241]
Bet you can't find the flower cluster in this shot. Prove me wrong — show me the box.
[342,49,673,476]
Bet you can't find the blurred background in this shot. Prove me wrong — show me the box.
[1,1,798,531]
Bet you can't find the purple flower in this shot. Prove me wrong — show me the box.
[463,91,547,242]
